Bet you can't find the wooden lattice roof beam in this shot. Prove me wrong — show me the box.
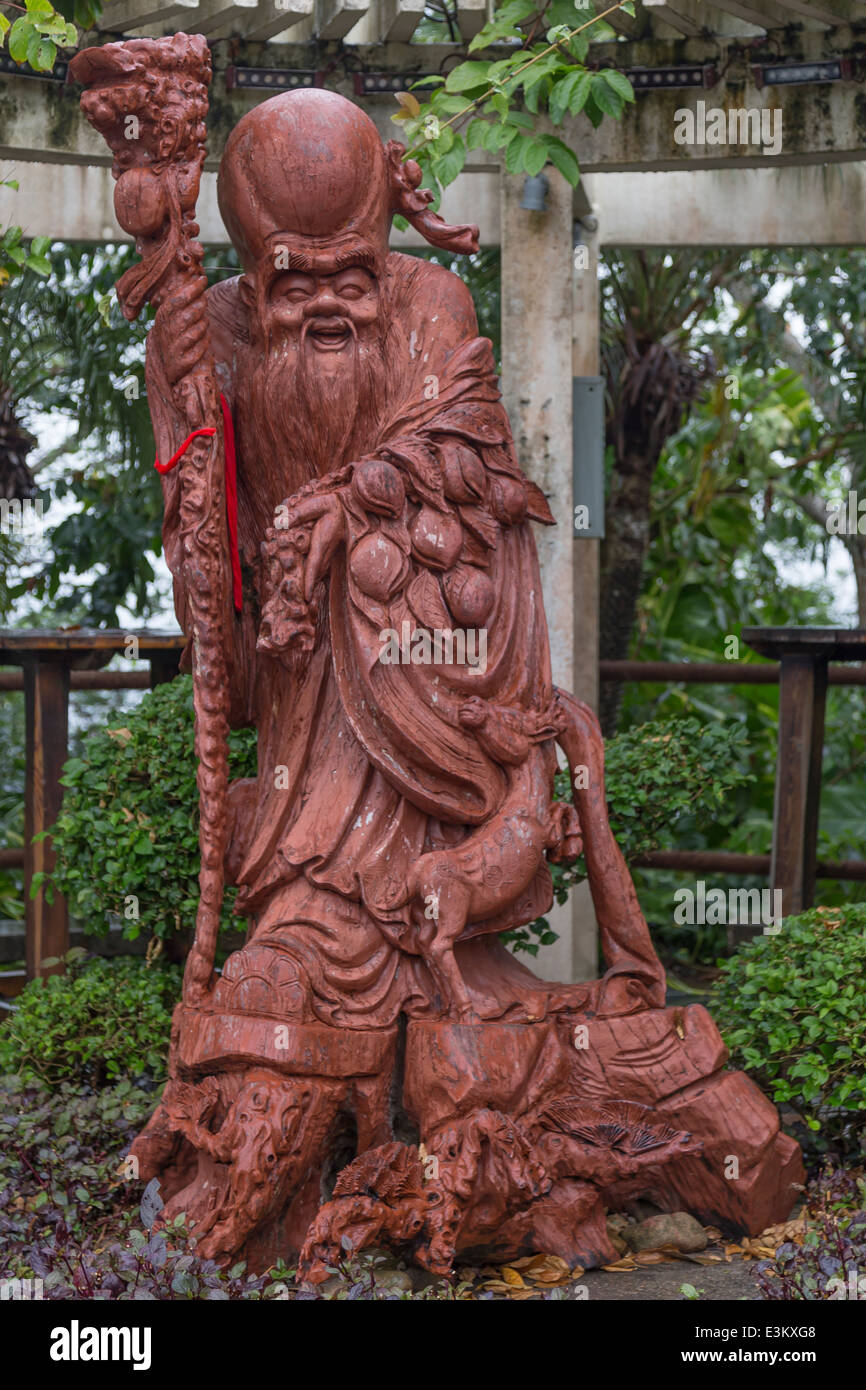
[642,0,705,36]
[704,0,772,28]
[99,0,202,31]
[766,0,845,26]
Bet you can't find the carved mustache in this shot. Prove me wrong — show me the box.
[301,316,357,343]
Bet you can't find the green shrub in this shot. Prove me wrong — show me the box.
[710,904,866,1146]
[0,951,181,1086]
[510,716,753,954]
[41,675,257,942]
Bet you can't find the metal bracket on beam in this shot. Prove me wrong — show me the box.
[573,377,605,540]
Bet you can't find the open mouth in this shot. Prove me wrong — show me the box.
[307,320,352,352]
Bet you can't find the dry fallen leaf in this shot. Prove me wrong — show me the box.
[501,1266,526,1288]
[601,1257,637,1272]
[525,1254,572,1284]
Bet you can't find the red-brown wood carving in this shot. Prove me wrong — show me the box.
[72,36,803,1278]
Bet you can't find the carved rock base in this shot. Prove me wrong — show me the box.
[131,998,803,1280]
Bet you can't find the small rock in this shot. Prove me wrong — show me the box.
[606,1213,632,1236]
[373,1266,414,1293]
[625,1212,708,1254]
[606,1212,631,1255]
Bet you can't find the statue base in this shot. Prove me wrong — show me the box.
[130,998,803,1278]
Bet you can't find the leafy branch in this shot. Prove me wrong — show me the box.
[393,0,636,197]
[0,2,102,282]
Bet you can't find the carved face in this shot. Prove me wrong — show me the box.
[237,243,395,480]
[246,247,381,364]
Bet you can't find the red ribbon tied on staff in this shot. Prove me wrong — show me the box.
[153,394,243,614]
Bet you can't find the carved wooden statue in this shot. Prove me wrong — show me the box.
[71,35,803,1280]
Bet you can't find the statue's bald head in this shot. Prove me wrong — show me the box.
[217,88,392,274]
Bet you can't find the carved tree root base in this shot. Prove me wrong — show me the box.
[129,999,803,1279]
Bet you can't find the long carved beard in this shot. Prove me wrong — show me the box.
[239,319,391,494]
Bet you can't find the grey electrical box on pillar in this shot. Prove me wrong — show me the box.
[572,377,605,539]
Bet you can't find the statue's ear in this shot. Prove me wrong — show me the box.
[386,141,479,256]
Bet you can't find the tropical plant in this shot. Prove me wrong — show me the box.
[710,904,866,1150]
[41,675,257,945]
[508,715,753,956]
[0,243,163,620]
[0,950,181,1085]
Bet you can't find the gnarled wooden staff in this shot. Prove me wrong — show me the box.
[70,35,229,1004]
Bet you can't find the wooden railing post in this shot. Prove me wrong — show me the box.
[149,651,182,688]
[744,627,866,921]
[771,653,827,918]
[23,656,70,979]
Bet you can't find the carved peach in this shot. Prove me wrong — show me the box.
[350,532,405,602]
[443,564,495,627]
[114,168,168,239]
[490,475,527,526]
[352,458,405,517]
[442,445,486,504]
[410,506,463,572]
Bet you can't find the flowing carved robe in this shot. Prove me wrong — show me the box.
[147,253,580,1028]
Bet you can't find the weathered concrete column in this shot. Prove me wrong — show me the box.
[568,215,602,982]
[501,167,575,690]
[500,166,598,983]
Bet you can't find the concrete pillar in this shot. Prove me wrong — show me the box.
[568,216,602,983]
[500,167,599,984]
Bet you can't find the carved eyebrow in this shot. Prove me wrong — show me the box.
[275,250,314,272]
[334,248,377,273]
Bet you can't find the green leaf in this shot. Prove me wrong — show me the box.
[504,134,527,176]
[433,137,466,188]
[549,69,591,125]
[543,137,580,186]
[590,73,623,118]
[465,118,490,151]
[8,17,34,64]
[444,61,491,94]
[600,68,635,103]
[522,139,548,177]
